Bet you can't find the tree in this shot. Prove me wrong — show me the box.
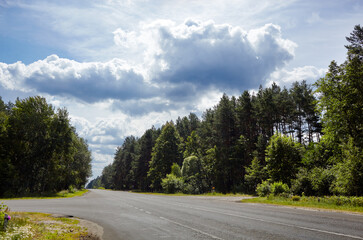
[148,122,182,191]
[113,136,138,190]
[315,25,363,148]
[1,96,92,196]
[135,127,159,191]
[345,24,363,61]
[245,157,267,193]
[7,96,56,194]
[214,94,239,193]
[183,131,201,158]
[265,134,303,185]
[101,164,115,189]
[182,156,207,194]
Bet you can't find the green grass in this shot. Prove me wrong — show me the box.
[0,212,89,240]
[242,196,363,213]
[133,191,250,197]
[0,189,88,200]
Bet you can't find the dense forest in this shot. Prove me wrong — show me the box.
[0,96,92,197]
[89,25,363,197]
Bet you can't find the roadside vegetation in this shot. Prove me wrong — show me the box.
[0,212,90,239]
[242,195,363,213]
[89,25,362,203]
[0,189,88,200]
[0,96,92,198]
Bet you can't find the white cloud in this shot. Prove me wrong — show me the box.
[267,66,327,86]
[0,55,156,102]
[1,19,298,108]
[146,20,297,92]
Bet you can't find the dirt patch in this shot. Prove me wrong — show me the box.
[52,214,103,239]
[77,218,103,240]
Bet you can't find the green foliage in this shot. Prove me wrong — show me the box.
[243,195,363,212]
[291,195,300,201]
[291,167,335,196]
[183,131,201,158]
[0,96,92,197]
[112,136,138,190]
[0,202,7,228]
[245,157,267,193]
[270,182,290,196]
[331,139,363,196]
[256,181,271,197]
[181,156,207,194]
[315,25,363,148]
[161,174,184,194]
[171,163,182,178]
[148,122,182,191]
[266,134,303,185]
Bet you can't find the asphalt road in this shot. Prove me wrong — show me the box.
[4,189,363,240]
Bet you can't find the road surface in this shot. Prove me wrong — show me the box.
[4,189,363,240]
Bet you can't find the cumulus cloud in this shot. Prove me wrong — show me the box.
[1,19,298,116]
[146,20,297,93]
[267,66,327,86]
[0,55,157,102]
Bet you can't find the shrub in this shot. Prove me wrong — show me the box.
[271,182,290,196]
[0,202,8,228]
[68,185,76,193]
[161,174,184,194]
[291,195,300,201]
[256,181,271,197]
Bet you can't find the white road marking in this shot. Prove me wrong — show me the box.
[159,216,224,240]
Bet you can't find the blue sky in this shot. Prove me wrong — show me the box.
[1,0,362,178]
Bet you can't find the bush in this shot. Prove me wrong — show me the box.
[271,182,290,196]
[161,174,184,194]
[256,181,271,197]
[0,202,8,228]
[68,185,77,193]
[291,167,334,196]
[291,195,300,201]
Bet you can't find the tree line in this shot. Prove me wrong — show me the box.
[89,25,362,197]
[0,96,92,197]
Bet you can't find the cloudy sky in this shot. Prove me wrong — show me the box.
[1,0,362,178]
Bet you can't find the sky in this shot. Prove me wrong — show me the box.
[1,0,362,179]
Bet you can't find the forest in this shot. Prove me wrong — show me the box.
[0,96,92,197]
[88,25,362,197]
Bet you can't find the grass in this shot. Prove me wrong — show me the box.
[133,190,250,197]
[242,196,363,213]
[0,189,88,200]
[0,212,89,240]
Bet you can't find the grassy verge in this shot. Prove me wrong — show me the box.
[242,196,363,213]
[132,191,250,197]
[0,189,88,200]
[0,212,90,240]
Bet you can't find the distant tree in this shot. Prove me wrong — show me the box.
[113,136,138,190]
[148,122,182,191]
[101,164,115,189]
[135,127,159,191]
[87,176,102,189]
